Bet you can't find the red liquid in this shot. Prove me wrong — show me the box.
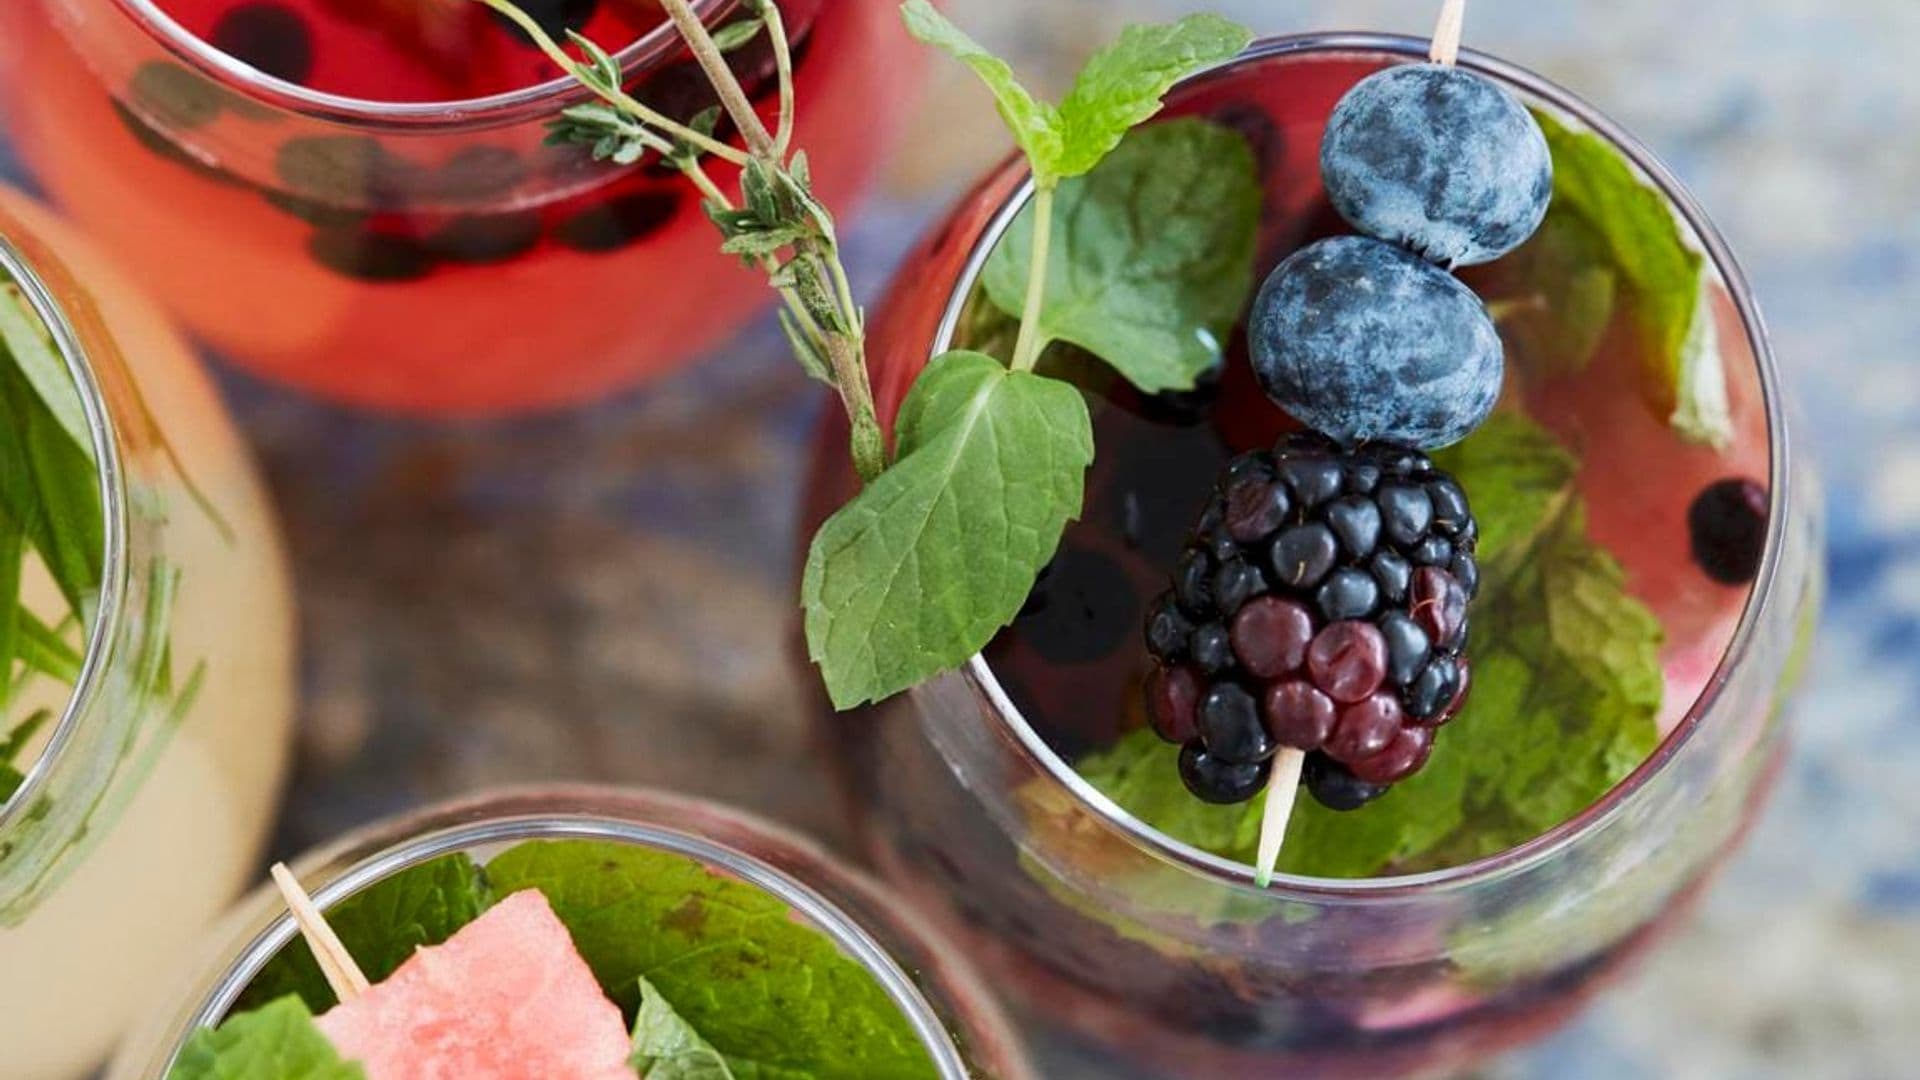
[5,0,917,413]
[152,0,669,100]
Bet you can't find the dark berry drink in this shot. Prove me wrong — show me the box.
[803,38,1819,1078]
[2,0,921,412]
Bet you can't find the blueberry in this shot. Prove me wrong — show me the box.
[1320,64,1552,267]
[1250,236,1503,450]
[307,227,435,283]
[1688,477,1768,585]
[211,3,315,85]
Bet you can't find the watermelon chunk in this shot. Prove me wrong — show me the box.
[315,888,636,1080]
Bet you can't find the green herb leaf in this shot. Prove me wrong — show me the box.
[168,996,366,1080]
[1051,15,1252,179]
[710,18,766,53]
[901,2,1248,188]
[982,119,1258,393]
[487,839,939,1080]
[1481,210,1618,376]
[0,762,20,805]
[803,350,1093,708]
[1079,414,1662,877]
[17,609,82,684]
[0,360,103,617]
[899,0,1063,182]
[1501,111,1731,446]
[235,854,495,1014]
[630,977,738,1080]
[0,286,92,461]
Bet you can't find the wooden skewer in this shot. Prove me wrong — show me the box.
[1429,0,1467,67]
[1252,747,1305,888]
[269,862,370,1003]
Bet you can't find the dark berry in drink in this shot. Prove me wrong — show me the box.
[1319,64,1553,267]
[1688,477,1768,585]
[1141,436,1480,809]
[1179,742,1270,804]
[212,3,316,85]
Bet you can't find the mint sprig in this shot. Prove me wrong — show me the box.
[982,118,1259,393]
[1073,414,1664,878]
[629,977,737,1080]
[171,996,365,1080]
[1477,111,1731,446]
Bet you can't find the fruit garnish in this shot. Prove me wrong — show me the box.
[471,0,1252,708]
[1097,412,1663,880]
[1688,477,1768,585]
[176,845,943,1078]
[1249,235,1503,450]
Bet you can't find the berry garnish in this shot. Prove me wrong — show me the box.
[1144,435,1478,813]
[1249,236,1503,451]
[1688,477,1768,585]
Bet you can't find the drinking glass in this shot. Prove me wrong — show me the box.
[0,190,296,1080]
[801,35,1823,1078]
[1,0,921,413]
[108,785,1035,1079]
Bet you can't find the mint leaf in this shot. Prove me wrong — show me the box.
[1077,414,1662,878]
[982,119,1259,393]
[1491,111,1730,447]
[169,996,366,1080]
[1050,15,1252,180]
[0,762,20,805]
[630,977,737,1080]
[902,2,1248,188]
[236,853,494,1013]
[899,1,1062,179]
[487,839,939,1080]
[803,350,1092,708]
[0,285,92,462]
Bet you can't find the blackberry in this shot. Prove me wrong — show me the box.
[1688,477,1768,585]
[1143,433,1479,808]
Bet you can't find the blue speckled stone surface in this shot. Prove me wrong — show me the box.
[2,0,1913,1074]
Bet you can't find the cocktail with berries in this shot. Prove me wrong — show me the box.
[792,7,1822,1077]
[1,0,920,412]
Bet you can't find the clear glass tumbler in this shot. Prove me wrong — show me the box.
[801,34,1823,1079]
[108,785,1035,1080]
[0,190,296,1080]
[1,0,922,413]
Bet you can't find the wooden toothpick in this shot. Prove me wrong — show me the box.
[270,862,370,1003]
[1429,0,1467,67]
[1252,747,1305,887]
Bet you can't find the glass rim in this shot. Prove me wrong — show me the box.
[105,0,731,131]
[148,788,976,1079]
[933,31,1793,897]
[0,226,131,839]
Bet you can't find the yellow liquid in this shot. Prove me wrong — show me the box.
[0,192,295,1079]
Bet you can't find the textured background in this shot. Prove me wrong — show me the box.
[11,0,1918,1076]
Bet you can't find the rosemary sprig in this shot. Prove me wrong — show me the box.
[472,0,884,482]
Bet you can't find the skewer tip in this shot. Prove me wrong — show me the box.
[270,862,371,1002]
[1429,0,1467,67]
[1252,747,1307,888]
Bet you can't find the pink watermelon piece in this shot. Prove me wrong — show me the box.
[1529,290,1771,738]
[315,889,636,1080]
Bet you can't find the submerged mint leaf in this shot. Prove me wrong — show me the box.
[899,0,1062,179]
[169,996,365,1080]
[0,358,103,616]
[488,839,939,1080]
[236,853,494,1014]
[0,286,91,461]
[1480,210,1618,376]
[982,120,1259,393]
[1051,15,1252,179]
[803,350,1092,708]
[902,2,1249,188]
[630,977,738,1080]
[1525,111,1730,447]
[1080,414,1662,878]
